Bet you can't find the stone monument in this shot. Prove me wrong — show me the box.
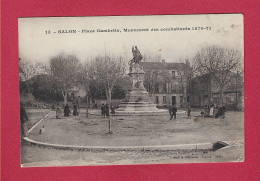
[116,46,167,115]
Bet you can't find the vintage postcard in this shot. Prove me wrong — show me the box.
[19,14,244,167]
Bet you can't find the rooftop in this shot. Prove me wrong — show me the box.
[140,61,187,70]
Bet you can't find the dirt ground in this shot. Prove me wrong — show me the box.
[25,108,50,129]
[21,109,244,166]
[27,110,244,147]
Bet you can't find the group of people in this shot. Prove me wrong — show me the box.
[101,104,115,118]
[55,103,80,119]
[200,104,226,119]
[168,104,192,120]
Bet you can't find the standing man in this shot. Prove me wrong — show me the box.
[111,105,115,117]
[105,103,109,118]
[170,105,177,120]
[168,104,173,120]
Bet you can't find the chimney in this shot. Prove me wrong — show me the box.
[162,59,166,65]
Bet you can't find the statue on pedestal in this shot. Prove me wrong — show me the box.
[116,45,168,115]
[129,46,143,72]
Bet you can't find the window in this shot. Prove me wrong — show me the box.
[163,96,166,104]
[172,71,176,78]
[171,83,176,93]
[163,83,167,93]
[172,96,176,105]
[180,96,183,103]
[156,96,159,104]
[155,84,159,93]
[71,93,75,100]
[187,96,190,102]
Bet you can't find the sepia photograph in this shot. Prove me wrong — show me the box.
[19,14,244,167]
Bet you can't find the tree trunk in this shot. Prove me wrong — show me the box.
[183,88,187,106]
[220,86,224,106]
[107,88,112,133]
[86,93,89,118]
[63,91,68,105]
[207,78,212,105]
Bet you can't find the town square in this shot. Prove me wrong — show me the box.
[19,15,244,167]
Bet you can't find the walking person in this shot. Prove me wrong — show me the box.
[187,105,191,119]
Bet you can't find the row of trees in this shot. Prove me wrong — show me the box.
[20,45,242,108]
[20,54,126,133]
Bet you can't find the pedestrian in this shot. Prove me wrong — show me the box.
[105,103,109,117]
[170,104,177,120]
[221,105,226,119]
[187,105,191,119]
[168,104,173,120]
[101,104,105,118]
[56,104,62,119]
[209,104,214,117]
[64,103,71,117]
[73,104,79,116]
[111,105,115,117]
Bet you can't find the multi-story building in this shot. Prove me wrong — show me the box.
[140,60,190,108]
[187,72,244,110]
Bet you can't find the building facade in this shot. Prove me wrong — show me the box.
[187,72,244,110]
[141,60,190,108]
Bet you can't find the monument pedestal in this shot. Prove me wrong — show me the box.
[116,63,167,115]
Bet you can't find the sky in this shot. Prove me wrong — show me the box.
[18,14,244,64]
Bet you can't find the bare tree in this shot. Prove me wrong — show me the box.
[19,58,50,95]
[49,53,80,105]
[78,62,94,118]
[92,55,126,133]
[19,58,50,80]
[193,45,242,105]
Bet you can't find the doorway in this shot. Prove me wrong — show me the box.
[172,96,176,106]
